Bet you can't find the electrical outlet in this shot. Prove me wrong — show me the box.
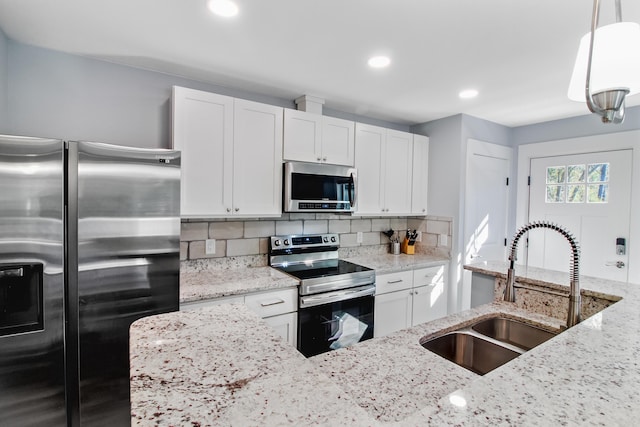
[356,232,363,244]
[205,239,216,255]
[416,231,422,242]
[438,234,448,247]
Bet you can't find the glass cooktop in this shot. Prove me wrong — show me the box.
[276,259,372,281]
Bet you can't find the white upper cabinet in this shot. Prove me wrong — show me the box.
[232,99,283,216]
[172,86,233,217]
[283,109,355,166]
[172,86,283,218]
[355,123,413,215]
[411,134,429,214]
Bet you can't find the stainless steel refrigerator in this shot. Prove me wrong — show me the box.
[0,135,181,426]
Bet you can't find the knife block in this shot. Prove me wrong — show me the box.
[401,239,415,255]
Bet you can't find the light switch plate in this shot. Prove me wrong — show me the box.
[205,239,216,255]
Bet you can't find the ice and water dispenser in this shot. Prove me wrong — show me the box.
[0,263,44,336]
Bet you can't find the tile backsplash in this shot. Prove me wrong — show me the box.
[181,213,452,268]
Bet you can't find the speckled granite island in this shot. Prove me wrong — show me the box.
[131,259,640,425]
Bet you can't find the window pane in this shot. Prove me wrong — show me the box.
[588,163,609,183]
[567,185,585,203]
[546,185,564,203]
[567,165,585,183]
[546,166,566,184]
[588,184,608,203]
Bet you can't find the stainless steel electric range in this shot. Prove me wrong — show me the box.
[268,234,375,357]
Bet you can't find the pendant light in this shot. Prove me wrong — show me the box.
[567,0,640,123]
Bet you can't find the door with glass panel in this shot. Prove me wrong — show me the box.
[528,150,632,282]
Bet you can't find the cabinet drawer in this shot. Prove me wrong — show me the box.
[375,270,413,295]
[244,287,297,318]
[413,265,446,287]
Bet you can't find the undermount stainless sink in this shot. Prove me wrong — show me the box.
[421,332,520,375]
[471,317,556,351]
[421,316,559,375]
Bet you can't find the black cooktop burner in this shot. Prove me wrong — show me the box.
[276,259,372,281]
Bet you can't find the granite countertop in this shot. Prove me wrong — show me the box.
[132,259,640,425]
[180,254,449,304]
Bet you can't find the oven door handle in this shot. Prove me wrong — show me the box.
[299,285,375,309]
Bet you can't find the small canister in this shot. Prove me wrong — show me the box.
[392,242,401,255]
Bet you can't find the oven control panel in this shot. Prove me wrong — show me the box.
[269,234,339,249]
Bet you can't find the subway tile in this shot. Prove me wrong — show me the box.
[180,222,208,241]
[423,233,438,247]
[407,218,427,232]
[339,233,359,247]
[328,219,350,234]
[244,221,275,238]
[426,220,451,235]
[276,220,303,235]
[209,221,244,239]
[189,240,225,259]
[315,213,342,220]
[290,213,316,220]
[227,238,260,256]
[180,242,188,260]
[371,218,391,232]
[390,218,408,230]
[362,232,381,245]
[350,219,372,232]
[303,220,328,234]
[259,238,269,254]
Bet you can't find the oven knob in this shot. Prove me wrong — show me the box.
[331,236,337,243]
[284,239,290,245]
[274,239,281,246]
[323,236,328,243]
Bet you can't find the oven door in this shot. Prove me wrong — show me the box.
[297,285,374,358]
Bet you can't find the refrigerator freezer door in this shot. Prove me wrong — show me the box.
[72,142,181,425]
[0,136,66,426]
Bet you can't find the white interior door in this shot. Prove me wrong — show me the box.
[528,150,632,282]
[463,140,512,309]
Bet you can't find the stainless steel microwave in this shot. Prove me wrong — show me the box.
[283,162,357,213]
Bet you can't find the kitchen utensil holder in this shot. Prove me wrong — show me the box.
[391,242,401,255]
[401,239,415,255]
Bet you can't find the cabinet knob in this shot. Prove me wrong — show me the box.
[317,157,322,161]
[422,208,426,212]
[322,157,327,161]
[226,208,231,213]
[234,208,239,212]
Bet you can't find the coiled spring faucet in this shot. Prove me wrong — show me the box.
[505,221,581,328]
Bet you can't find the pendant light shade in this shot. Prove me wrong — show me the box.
[567,0,640,123]
[568,22,640,102]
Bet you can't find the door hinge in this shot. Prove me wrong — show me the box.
[527,176,531,185]
[506,177,509,186]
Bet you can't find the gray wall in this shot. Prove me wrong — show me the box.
[3,39,408,147]
[513,105,640,145]
[0,30,7,130]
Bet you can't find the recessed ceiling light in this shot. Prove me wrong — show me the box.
[207,0,239,17]
[368,56,391,68]
[459,89,479,99]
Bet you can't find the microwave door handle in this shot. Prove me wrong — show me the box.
[350,173,357,210]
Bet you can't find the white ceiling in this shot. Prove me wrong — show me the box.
[0,0,639,127]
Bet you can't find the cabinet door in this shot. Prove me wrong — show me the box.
[321,116,355,166]
[374,289,413,337]
[355,123,385,214]
[172,86,233,217]
[384,130,413,214]
[283,109,321,163]
[413,265,448,322]
[263,312,298,347]
[233,99,283,216]
[411,286,433,326]
[411,134,429,214]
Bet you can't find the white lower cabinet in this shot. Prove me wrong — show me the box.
[374,264,448,338]
[180,287,298,347]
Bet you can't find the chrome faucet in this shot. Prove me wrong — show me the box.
[505,221,581,328]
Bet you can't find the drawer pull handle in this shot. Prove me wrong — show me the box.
[387,279,403,284]
[260,298,285,307]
